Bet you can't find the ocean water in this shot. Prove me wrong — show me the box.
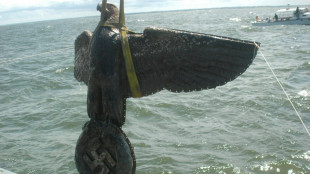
[0,6,309,174]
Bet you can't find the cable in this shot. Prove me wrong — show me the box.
[254,42,310,137]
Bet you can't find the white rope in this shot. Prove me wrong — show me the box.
[254,42,310,137]
[0,46,73,64]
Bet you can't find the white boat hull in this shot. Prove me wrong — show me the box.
[252,18,310,26]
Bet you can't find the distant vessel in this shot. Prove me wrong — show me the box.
[252,7,310,26]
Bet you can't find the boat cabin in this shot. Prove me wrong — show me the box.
[275,7,309,21]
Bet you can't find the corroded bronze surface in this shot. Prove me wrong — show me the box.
[75,27,260,99]
[74,2,259,174]
[74,30,92,85]
[75,3,136,174]
[75,120,136,174]
[87,26,129,127]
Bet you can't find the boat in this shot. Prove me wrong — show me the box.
[252,7,310,26]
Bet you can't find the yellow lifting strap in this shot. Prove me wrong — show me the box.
[98,0,142,98]
[118,0,142,98]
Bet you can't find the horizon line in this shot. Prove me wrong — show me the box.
[1,4,309,26]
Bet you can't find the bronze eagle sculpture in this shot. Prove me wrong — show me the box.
[74,1,260,174]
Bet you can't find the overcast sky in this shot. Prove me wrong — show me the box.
[0,0,309,25]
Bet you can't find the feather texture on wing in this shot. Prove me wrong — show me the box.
[128,27,259,97]
[74,30,92,85]
[74,27,259,97]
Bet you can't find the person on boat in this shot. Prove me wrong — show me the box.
[274,13,278,21]
[294,7,300,19]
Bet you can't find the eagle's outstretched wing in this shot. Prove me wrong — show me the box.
[74,30,92,85]
[128,27,259,97]
[74,27,259,97]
